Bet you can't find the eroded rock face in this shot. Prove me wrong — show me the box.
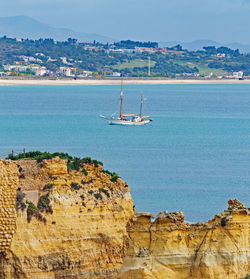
[0,158,135,279]
[0,161,19,253]
[0,157,249,279]
[120,205,250,279]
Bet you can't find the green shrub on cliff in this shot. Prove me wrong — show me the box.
[7,151,73,162]
[37,194,53,214]
[7,151,104,170]
[99,188,110,197]
[82,168,88,176]
[71,182,81,190]
[25,193,53,223]
[110,173,119,182]
[102,169,120,182]
[94,193,102,200]
[16,188,26,211]
[67,157,81,171]
[102,169,113,176]
[26,201,46,223]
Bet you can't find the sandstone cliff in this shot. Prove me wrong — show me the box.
[120,200,250,279]
[0,157,134,279]
[0,155,249,279]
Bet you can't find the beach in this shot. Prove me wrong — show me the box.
[0,78,250,86]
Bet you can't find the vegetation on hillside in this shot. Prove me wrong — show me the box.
[1,36,250,77]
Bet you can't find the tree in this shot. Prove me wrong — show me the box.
[67,38,77,45]
[203,46,216,54]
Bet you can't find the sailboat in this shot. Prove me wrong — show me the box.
[100,80,152,125]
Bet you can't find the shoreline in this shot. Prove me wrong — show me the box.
[0,78,250,86]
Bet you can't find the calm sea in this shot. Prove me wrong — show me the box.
[0,84,249,222]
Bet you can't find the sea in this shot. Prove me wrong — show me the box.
[0,84,249,222]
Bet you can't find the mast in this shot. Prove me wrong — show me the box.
[120,79,123,118]
[148,56,151,76]
[140,94,143,118]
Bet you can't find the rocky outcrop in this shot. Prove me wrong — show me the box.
[0,160,18,253]
[0,157,134,279]
[120,201,250,279]
[0,156,249,279]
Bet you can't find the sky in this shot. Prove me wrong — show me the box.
[1,0,250,43]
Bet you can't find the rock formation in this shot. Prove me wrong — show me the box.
[0,157,134,279]
[0,156,249,279]
[120,202,250,279]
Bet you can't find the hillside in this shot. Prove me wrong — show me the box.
[0,16,114,43]
[0,36,250,78]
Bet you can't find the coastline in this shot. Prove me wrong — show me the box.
[0,78,250,86]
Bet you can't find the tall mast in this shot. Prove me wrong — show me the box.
[148,56,151,76]
[120,79,123,118]
[140,94,143,118]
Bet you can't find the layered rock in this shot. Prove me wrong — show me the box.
[0,160,19,252]
[0,157,134,279]
[0,157,249,279]
[120,202,250,279]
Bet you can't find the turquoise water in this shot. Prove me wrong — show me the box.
[0,84,249,222]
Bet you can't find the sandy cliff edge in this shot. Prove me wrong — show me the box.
[0,157,249,279]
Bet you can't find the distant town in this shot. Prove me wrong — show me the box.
[0,37,248,79]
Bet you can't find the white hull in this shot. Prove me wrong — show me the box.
[109,119,150,126]
[100,81,152,126]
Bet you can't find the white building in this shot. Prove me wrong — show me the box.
[233,71,243,79]
[34,68,47,76]
[112,72,121,77]
[59,67,76,77]
[3,65,16,71]
[60,57,68,64]
[3,64,47,75]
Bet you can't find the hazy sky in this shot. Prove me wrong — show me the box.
[1,0,250,43]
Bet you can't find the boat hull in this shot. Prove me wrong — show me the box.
[109,119,150,126]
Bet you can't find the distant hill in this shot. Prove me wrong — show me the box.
[0,16,115,43]
[160,40,250,54]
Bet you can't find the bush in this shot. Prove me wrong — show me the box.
[67,158,81,171]
[26,201,46,223]
[221,217,228,227]
[43,183,54,190]
[7,151,103,172]
[72,157,81,171]
[99,188,110,197]
[71,182,80,190]
[81,157,103,166]
[88,190,94,195]
[37,194,53,214]
[92,160,99,168]
[16,188,26,211]
[102,169,113,176]
[82,168,88,176]
[81,179,87,185]
[102,169,120,182]
[94,193,102,200]
[7,151,73,162]
[110,173,119,182]
[81,157,92,164]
